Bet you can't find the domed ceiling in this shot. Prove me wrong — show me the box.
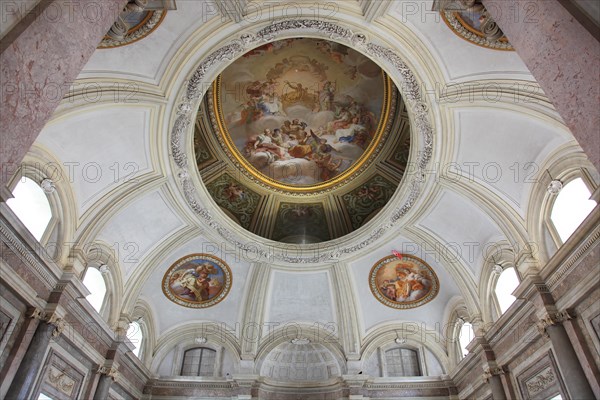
[193,38,411,243]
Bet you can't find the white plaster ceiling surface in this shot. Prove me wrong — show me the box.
[416,189,505,278]
[138,235,252,335]
[388,0,534,82]
[265,270,336,326]
[36,106,153,214]
[348,239,462,333]
[452,107,572,215]
[96,188,186,278]
[81,0,214,84]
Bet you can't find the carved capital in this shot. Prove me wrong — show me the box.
[47,314,67,337]
[97,366,119,380]
[27,307,46,320]
[27,307,66,337]
[113,317,131,337]
[537,310,574,336]
[483,365,507,382]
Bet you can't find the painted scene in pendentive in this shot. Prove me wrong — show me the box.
[216,38,387,187]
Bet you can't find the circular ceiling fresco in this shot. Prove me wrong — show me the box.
[212,38,393,192]
[193,38,411,244]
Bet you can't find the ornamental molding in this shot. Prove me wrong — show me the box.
[0,222,57,288]
[170,19,434,264]
[546,226,600,289]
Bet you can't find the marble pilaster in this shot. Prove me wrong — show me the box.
[482,0,600,171]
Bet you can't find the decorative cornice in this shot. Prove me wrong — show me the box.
[546,226,600,288]
[0,221,57,287]
[169,19,434,264]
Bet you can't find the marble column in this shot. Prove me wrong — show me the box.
[486,372,507,400]
[5,311,65,399]
[94,367,118,399]
[0,0,128,190]
[482,0,600,171]
[539,312,595,399]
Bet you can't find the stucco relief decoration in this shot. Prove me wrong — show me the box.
[369,254,439,309]
[162,254,232,308]
[438,0,513,51]
[99,1,166,49]
[213,37,391,192]
[525,367,556,396]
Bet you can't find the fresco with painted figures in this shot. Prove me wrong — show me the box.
[369,255,439,309]
[162,254,232,308]
[215,38,389,189]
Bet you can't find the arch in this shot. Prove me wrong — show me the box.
[7,145,78,267]
[259,341,343,383]
[526,145,599,264]
[478,242,519,324]
[442,299,471,368]
[128,298,158,368]
[81,241,125,327]
[361,322,450,375]
[550,178,597,242]
[82,266,107,314]
[254,324,348,376]
[151,322,242,375]
[6,176,52,242]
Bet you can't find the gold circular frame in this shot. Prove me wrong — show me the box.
[162,253,232,309]
[212,72,394,193]
[369,254,439,309]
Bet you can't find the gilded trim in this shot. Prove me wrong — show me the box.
[211,73,394,193]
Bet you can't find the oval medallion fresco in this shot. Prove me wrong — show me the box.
[213,37,392,192]
[369,255,439,309]
[162,254,232,308]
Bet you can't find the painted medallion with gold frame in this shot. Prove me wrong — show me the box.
[162,254,232,308]
[369,255,439,309]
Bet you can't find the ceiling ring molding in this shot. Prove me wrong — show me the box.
[169,19,434,265]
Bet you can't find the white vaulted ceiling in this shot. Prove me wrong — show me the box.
[25,0,593,377]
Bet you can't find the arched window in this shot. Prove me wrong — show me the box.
[550,178,596,243]
[127,321,144,358]
[82,267,107,314]
[385,347,422,377]
[458,321,474,358]
[494,267,519,314]
[181,347,216,376]
[6,177,52,241]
